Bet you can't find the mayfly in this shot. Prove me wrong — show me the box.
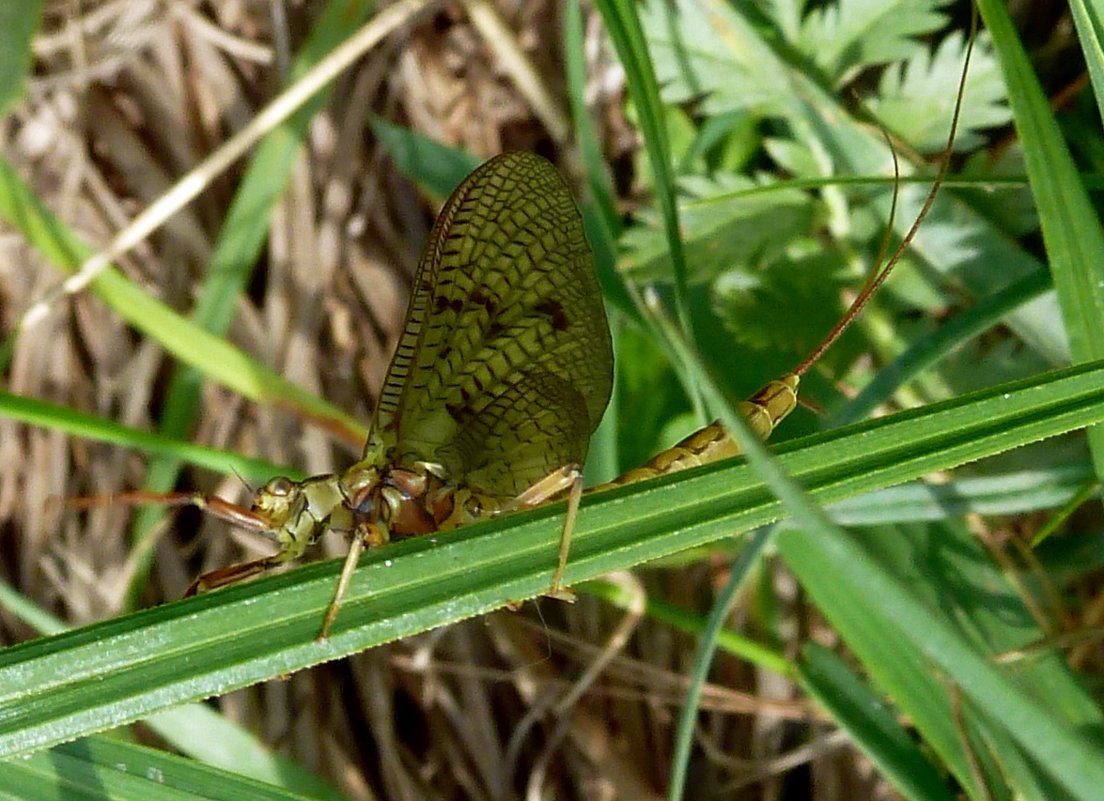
[87,38,968,638]
[95,152,614,637]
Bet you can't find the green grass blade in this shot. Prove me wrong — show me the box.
[799,644,956,801]
[977,0,1104,479]
[0,390,295,483]
[669,527,773,801]
[0,736,331,801]
[0,582,341,799]
[564,0,637,321]
[592,0,696,374]
[0,1,42,115]
[1069,0,1104,122]
[371,116,481,197]
[780,517,1104,799]
[826,463,1096,524]
[0,361,1101,757]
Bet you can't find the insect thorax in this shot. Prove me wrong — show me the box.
[339,457,506,540]
[250,454,506,563]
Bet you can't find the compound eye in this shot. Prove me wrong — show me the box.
[263,476,294,497]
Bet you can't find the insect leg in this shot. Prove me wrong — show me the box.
[185,554,285,596]
[317,521,392,640]
[550,474,583,600]
[500,464,583,601]
[317,535,365,640]
[72,490,286,598]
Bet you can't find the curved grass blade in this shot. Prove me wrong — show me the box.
[976,0,1104,480]
[1,360,1101,758]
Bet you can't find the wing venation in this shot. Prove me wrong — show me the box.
[368,152,613,498]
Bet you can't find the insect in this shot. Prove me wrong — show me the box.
[97,152,614,637]
[87,55,964,637]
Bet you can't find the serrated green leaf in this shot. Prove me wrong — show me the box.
[796,0,950,82]
[714,249,850,360]
[870,31,1012,151]
[620,175,813,282]
[640,0,790,116]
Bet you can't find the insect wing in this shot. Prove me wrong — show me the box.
[371,152,613,497]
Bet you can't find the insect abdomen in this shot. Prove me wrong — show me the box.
[604,375,800,486]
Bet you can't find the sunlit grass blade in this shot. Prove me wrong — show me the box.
[0,581,339,799]
[977,0,1104,479]
[0,736,332,801]
[591,0,697,402]
[0,390,296,484]
[780,516,1104,799]
[1,361,1102,758]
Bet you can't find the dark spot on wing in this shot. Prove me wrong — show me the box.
[434,296,464,313]
[535,299,568,331]
[470,288,498,313]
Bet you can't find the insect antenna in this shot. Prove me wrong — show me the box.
[791,10,976,380]
[65,489,272,533]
